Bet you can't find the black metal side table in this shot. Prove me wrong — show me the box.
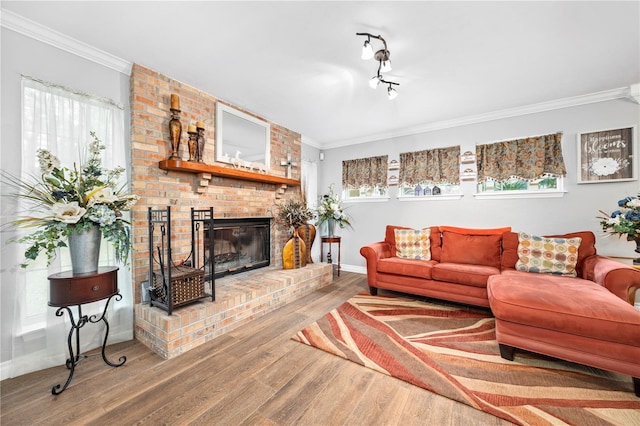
[48,266,126,395]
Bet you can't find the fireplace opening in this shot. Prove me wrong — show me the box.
[207,217,271,278]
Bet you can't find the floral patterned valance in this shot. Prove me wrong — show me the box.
[476,132,566,183]
[342,155,388,189]
[399,146,460,186]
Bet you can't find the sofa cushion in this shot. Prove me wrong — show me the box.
[502,231,597,276]
[385,225,441,261]
[440,231,502,268]
[488,271,640,346]
[394,228,431,260]
[432,262,500,287]
[515,232,581,277]
[377,257,436,279]
[439,225,512,235]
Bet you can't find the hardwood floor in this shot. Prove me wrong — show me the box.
[0,272,510,426]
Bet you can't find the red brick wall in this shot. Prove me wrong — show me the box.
[130,64,301,303]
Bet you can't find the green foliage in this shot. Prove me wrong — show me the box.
[316,184,353,230]
[598,195,640,241]
[495,179,527,191]
[2,132,138,268]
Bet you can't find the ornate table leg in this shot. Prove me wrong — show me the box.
[51,294,126,395]
[51,305,85,395]
[89,294,127,367]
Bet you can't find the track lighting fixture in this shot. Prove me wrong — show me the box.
[356,32,399,99]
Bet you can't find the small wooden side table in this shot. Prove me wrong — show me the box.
[48,266,126,395]
[320,236,341,277]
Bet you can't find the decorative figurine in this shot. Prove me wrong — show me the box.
[169,94,182,159]
[196,121,205,163]
[187,124,197,162]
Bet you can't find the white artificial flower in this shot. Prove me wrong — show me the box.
[51,202,86,224]
[119,194,140,210]
[36,149,60,174]
[590,157,620,176]
[87,187,119,207]
[606,216,621,226]
[627,198,640,209]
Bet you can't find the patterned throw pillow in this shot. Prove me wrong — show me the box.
[394,228,431,260]
[515,232,581,277]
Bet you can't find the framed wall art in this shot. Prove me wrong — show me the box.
[577,126,637,183]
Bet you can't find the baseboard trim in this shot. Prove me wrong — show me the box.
[1,360,12,381]
[338,264,366,274]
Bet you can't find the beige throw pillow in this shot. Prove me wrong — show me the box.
[394,228,431,260]
[515,232,581,277]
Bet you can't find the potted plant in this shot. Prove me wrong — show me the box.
[1,132,138,274]
[316,184,352,236]
[276,197,314,268]
[598,194,640,264]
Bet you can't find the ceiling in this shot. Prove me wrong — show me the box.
[3,1,639,149]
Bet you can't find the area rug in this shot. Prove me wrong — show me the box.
[292,293,640,425]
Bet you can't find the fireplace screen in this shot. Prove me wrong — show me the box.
[208,217,271,278]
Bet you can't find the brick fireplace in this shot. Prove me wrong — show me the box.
[129,64,330,358]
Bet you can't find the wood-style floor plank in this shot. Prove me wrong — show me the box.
[0,272,511,426]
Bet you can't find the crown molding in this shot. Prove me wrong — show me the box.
[629,83,640,104]
[1,8,132,75]
[322,86,633,149]
[301,135,322,149]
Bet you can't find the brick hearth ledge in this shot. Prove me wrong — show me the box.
[134,263,333,359]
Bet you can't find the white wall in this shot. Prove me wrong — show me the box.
[318,99,640,270]
[0,28,130,368]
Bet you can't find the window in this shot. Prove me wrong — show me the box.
[9,76,131,378]
[342,155,388,200]
[398,146,461,199]
[18,77,126,331]
[475,132,566,198]
[344,184,388,199]
[478,175,559,192]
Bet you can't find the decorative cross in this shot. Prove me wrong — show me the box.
[280,153,298,179]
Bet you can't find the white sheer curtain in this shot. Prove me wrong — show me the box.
[9,76,133,377]
[302,159,319,262]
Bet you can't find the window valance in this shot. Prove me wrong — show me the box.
[342,155,388,189]
[476,132,566,183]
[399,146,460,186]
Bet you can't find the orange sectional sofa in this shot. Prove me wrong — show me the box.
[360,225,640,396]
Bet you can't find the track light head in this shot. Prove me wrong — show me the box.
[361,39,374,60]
[387,85,398,100]
[369,75,381,89]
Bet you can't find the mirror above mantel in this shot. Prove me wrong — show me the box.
[216,103,271,170]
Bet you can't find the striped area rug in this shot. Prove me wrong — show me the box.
[292,293,640,425]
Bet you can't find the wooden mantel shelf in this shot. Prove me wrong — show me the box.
[158,159,301,186]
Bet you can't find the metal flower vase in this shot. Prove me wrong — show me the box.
[634,236,640,265]
[326,219,337,237]
[68,224,101,275]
